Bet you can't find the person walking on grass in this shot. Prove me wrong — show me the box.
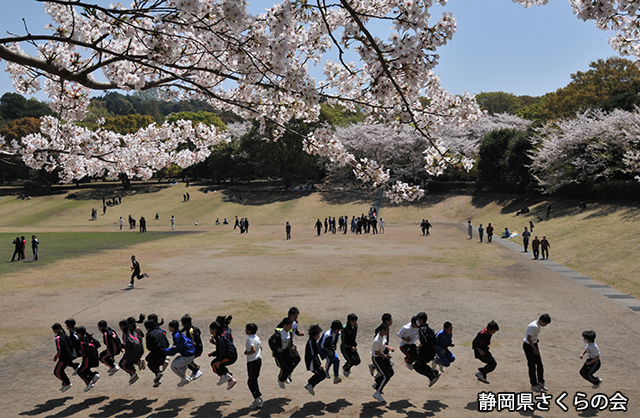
[523,314,551,392]
[467,220,473,239]
[478,224,484,243]
[129,255,149,288]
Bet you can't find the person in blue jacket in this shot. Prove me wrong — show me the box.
[164,320,196,387]
[433,321,455,372]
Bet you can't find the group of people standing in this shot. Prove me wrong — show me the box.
[10,235,38,261]
[468,221,552,260]
[313,212,385,237]
[233,216,249,233]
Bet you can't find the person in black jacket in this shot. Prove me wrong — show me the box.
[303,324,326,396]
[209,315,238,390]
[98,320,122,376]
[10,236,21,261]
[144,319,169,387]
[129,255,149,288]
[412,313,440,387]
[76,326,101,392]
[473,320,500,384]
[340,313,361,377]
[52,323,74,392]
[181,315,204,381]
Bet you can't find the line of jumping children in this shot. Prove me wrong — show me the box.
[52,308,603,408]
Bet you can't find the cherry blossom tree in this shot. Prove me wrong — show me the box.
[530,108,640,192]
[1,0,639,199]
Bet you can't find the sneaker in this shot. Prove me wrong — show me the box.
[333,376,342,384]
[438,363,445,373]
[304,383,315,396]
[192,369,203,380]
[368,364,376,376]
[138,360,146,371]
[108,365,120,376]
[538,383,549,391]
[162,358,169,371]
[60,383,72,392]
[373,391,386,403]
[153,380,162,388]
[372,383,378,390]
[154,372,163,384]
[429,371,440,387]
[129,373,139,385]
[531,385,542,392]
[278,379,286,389]
[72,365,80,376]
[142,273,149,278]
[227,377,237,390]
[250,398,263,409]
[343,369,350,378]
[84,383,94,392]
[405,361,414,371]
[177,376,191,387]
[217,374,230,385]
[476,371,489,384]
[91,374,100,386]
[128,283,133,288]
[592,378,602,389]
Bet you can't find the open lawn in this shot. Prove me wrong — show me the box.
[0,183,638,417]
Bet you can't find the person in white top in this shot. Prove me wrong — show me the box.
[244,323,262,409]
[397,316,420,369]
[523,314,551,392]
[579,330,602,388]
[371,323,394,403]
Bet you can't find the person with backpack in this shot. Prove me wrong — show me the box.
[412,312,441,387]
[51,323,74,392]
[75,326,101,392]
[118,319,144,385]
[64,318,81,376]
[165,319,196,387]
[144,319,170,387]
[97,320,122,376]
[208,315,238,390]
[269,317,300,389]
[181,315,204,381]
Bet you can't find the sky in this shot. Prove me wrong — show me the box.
[0,0,619,101]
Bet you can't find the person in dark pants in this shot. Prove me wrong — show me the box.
[76,326,101,392]
[473,321,499,384]
[11,236,21,261]
[523,314,551,392]
[98,320,122,376]
[532,236,540,259]
[181,315,204,381]
[285,222,291,240]
[522,227,531,252]
[271,318,300,389]
[31,235,39,261]
[145,319,169,387]
[129,255,148,288]
[579,330,602,388]
[486,223,494,243]
[244,323,263,409]
[51,323,74,392]
[314,219,322,236]
[540,236,550,259]
[340,313,361,377]
[371,323,394,403]
[304,324,326,396]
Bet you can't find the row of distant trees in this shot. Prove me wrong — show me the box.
[2,57,640,198]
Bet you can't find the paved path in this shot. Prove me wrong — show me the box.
[485,226,640,313]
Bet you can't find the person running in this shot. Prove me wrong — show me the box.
[340,313,360,377]
[118,319,144,385]
[144,319,169,387]
[98,320,122,376]
[473,321,499,384]
[129,255,149,288]
[208,316,238,390]
[269,317,300,389]
[181,315,204,381]
[244,323,263,409]
[304,324,326,396]
[318,320,343,384]
[165,320,196,387]
[371,323,394,403]
[523,314,551,392]
[51,323,74,392]
[75,326,101,392]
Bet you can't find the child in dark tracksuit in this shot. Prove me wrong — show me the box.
[270,318,300,389]
[181,315,204,381]
[209,316,238,390]
[98,320,122,376]
[75,326,101,392]
[304,324,326,396]
[119,319,144,385]
[145,319,169,387]
[341,314,361,377]
[52,323,74,391]
[318,320,343,384]
[64,319,81,374]
[473,321,499,384]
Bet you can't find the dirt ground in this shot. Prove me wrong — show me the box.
[2,223,639,417]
